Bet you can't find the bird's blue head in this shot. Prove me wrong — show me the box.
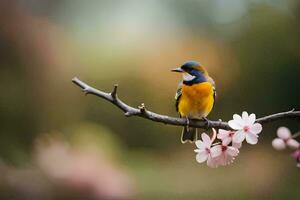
[171,61,208,85]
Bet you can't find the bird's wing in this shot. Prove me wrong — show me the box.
[175,81,182,114]
[207,76,217,107]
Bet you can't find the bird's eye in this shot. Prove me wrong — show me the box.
[188,68,195,73]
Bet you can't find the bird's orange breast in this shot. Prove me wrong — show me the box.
[178,82,214,118]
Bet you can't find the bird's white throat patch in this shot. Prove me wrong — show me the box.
[183,73,196,82]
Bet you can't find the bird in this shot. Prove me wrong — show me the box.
[172,61,216,143]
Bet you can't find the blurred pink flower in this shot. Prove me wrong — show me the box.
[277,127,291,140]
[291,150,300,167]
[228,111,262,145]
[272,127,299,150]
[34,135,135,200]
[272,138,286,150]
[287,139,299,149]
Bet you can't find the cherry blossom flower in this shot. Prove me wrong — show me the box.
[194,132,221,168]
[210,138,240,166]
[228,111,262,145]
[217,129,234,145]
[291,150,300,167]
[195,129,240,168]
[217,129,242,149]
[272,127,299,150]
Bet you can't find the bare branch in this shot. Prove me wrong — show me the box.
[111,84,118,99]
[72,77,300,130]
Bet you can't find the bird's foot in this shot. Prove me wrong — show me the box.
[186,117,190,132]
[202,117,210,130]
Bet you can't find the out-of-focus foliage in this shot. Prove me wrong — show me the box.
[0,0,299,199]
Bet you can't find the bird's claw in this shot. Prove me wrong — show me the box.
[186,117,190,132]
[202,117,210,130]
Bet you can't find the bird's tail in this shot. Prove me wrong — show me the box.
[181,126,198,143]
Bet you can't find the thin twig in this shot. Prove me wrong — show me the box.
[72,77,300,130]
[292,132,300,139]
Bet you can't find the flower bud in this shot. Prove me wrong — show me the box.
[291,150,300,167]
[277,127,291,140]
[287,139,299,149]
[272,138,286,150]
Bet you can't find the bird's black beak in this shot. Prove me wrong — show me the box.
[171,67,184,73]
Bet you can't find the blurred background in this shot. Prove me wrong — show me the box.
[0,0,299,199]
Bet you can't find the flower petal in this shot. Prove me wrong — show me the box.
[242,111,249,122]
[201,133,212,147]
[217,129,229,139]
[211,128,217,142]
[217,154,227,166]
[233,114,243,122]
[210,145,222,158]
[250,123,262,134]
[287,139,300,149]
[222,137,232,146]
[233,114,245,127]
[195,140,205,149]
[196,152,209,163]
[291,150,300,161]
[226,146,239,157]
[232,130,246,143]
[194,149,203,153]
[248,113,256,125]
[272,138,286,150]
[232,142,242,149]
[246,133,258,145]
[207,156,219,168]
[277,127,291,139]
[228,120,243,130]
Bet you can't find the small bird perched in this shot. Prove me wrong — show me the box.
[172,61,216,143]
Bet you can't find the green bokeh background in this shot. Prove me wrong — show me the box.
[0,0,299,199]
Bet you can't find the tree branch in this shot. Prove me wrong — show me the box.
[72,77,300,130]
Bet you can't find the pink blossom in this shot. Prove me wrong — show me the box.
[272,138,286,150]
[194,132,222,168]
[217,129,242,149]
[217,129,235,145]
[291,150,300,167]
[210,144,239,166]
[228,111,262,145]
[277,127,291,139]
[272,127,299,150]
[287,139,299,149]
